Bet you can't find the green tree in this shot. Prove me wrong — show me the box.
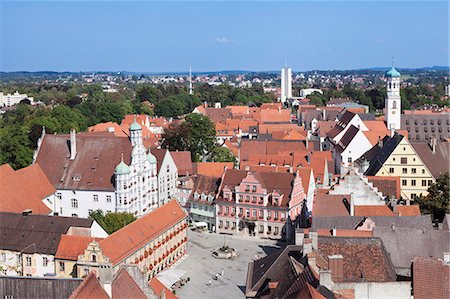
[89,210,136,234]
[155,98,185,118]
[415,172,449,222]
[0,125,34,169]
[185,113,216,161]
[209,146,236,163]
[136,84,163,103]
[50,105,87,132]
[161,122,191,151]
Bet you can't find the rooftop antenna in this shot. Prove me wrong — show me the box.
[391,55,395,67]
[284,59,288,68]
[189,66,193,95]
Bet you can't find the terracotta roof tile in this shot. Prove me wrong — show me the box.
[36,133,132,191]
[88,122,129,137]
[193,162,233,178]
[413,256,450,299]
[367,176,401,199]
[363,130,391,146]
[170,151,193,176]
[112,268,147,299]
[396,205,421,216]
[149,277,179,299]
[354,205,394,217]
[318,236,397,283]
[99,200,186,265]
[240,140,306,160]
[0,164,54,215]
[55,235,102,260]
[68,272,110,299]
[312,194,351,217]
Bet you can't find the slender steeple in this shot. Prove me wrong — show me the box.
[189,66,193,95]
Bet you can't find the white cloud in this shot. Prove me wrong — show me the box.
[215,37,231,43]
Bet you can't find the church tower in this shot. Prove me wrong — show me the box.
[385,66,401,130]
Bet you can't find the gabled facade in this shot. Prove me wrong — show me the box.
[115,120,158,217]
[215,169,305,240]
[151,149,178,206]
[73,200,187,282]
[189,175,220,231]
[360,133,434,200]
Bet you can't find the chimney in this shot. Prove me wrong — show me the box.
[328,255,344,283]
[22,209,32,216]
[319,270,333,289]
[444,252,450,264]
[70,129,77,160]
[378,137,383,148]
[390,128,395,137]
[429,137,437,153]
[310,231,318,250]
[331,226,337,236]
[350,193,355,216]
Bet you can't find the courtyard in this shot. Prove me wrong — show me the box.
[168,229,283,299]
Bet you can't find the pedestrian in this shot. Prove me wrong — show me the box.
[208,279,212,286]
[215,273,219,280]
[221,268,224,276]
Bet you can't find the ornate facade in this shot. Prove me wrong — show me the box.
[215,169,305,240]
[115,119,158,216]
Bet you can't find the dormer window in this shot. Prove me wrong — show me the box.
[194,192,199,200]
[273,197,279,205]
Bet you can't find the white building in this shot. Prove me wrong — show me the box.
[114,121,158,216]
[280,67,292,104]
[34,119,161,218]
[151,148,179,206]
[300,88,323,98]
[0,212,107,277]
[384,66,401,130]
[0,91,34,107]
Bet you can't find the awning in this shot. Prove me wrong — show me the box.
[156,269,187,288]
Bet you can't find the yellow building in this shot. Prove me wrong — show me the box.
[360,133,434,200]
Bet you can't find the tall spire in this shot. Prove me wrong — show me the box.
[189,66,193,95]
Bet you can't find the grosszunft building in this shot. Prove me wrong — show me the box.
[54,200,188,281]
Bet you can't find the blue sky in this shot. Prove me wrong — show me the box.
[1,1,448,72]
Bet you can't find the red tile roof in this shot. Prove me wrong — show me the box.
[396,205,421,216]
[367,176,401,199]
[36,133,132,191]
[170,151,193,176]
[89,122,129,137]
[149,277,179,299]
[318,237,397,283]
[258,124,305,135]
[312,194,351,217]
[99,200,186,265]
[354,205,394,217]
[259,108,291,123]
[112,268,147,299]
[413,256,450,299]
[193,162,233,178]
[55,235,102,260]
[68,272,110,299]
[0,164,54,215]
[239,140,306,160]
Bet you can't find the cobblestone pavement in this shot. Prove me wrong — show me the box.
[170,230,283,299]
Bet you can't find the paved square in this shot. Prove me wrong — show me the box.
[170,230,283,299]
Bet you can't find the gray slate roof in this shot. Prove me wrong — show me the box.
[0,212,93,255]
[0,276,82,299]
[311,215,434,231]
[373,227,450,276]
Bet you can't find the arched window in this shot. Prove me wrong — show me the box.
[71,198,78,208]
[389,83,392,89]
[392,101,397,109]
[92,254,97,262]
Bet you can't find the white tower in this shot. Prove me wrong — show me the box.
[385,66,401,130]
[281,67,292,104]
[189,66,193,95]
